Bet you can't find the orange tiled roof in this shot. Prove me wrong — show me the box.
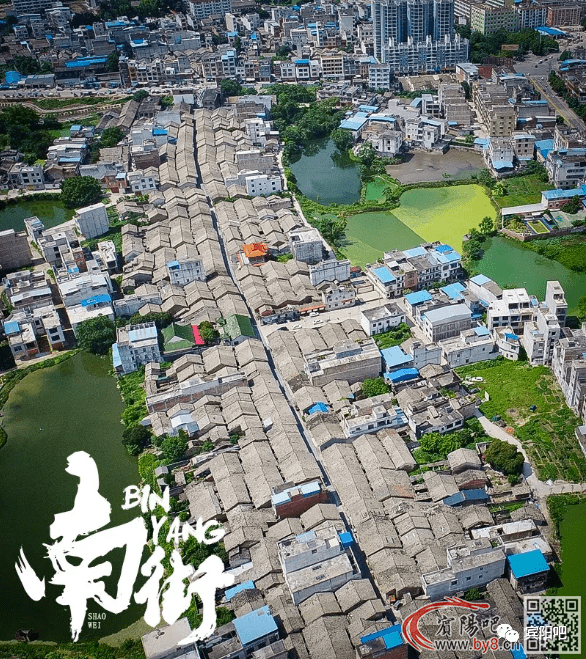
[242,242,269,258]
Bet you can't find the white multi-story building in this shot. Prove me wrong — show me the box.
[113,322,161,375]
[487,288,537,333]
[288,227,323,264]
[243,172,282,196]
[360,303,406,336]
[75,203,109,239]
[166,258,205,286]
[127,169,159,193]
[309,258,351,286]
[320,281,356,310]
[422,540,506,600]
[421,303,472,342]
[188,0,231,19]
[7,163,45,190]
[439,326,498,367]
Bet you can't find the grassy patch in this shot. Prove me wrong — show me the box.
[494,174,553,208]
[457,359,586,482]
[527,219,549,234]
[0,640,146,659]
[118,367,147,428]
[35,96,131,110]
[373,323,412,350]
[521,234,586,273]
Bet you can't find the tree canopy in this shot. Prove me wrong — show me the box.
[484,438,524,475]
[361,377,391,398]
[0,105,58,163]
[61,176,104,208]
[122,425,151,456]
[161,434,188,463]
[198,320,218,343]
[75,316,116,354]
[330,128,353,153]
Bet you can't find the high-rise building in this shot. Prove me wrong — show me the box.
[372,0,468,73]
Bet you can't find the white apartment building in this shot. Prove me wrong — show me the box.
[127,169,159,193]
[320,282,356,311]
[243,172,282,196]
[288,227,323,264]
[188,0,231,19]
[75,203,109,239]
[8,163,45,190]
[309,258,351,286]
[113,322,161,375]
[421,303,472,342]
[166,258,205,286]
[360,303,406,336]
[439,326,498,367]
[422,540,506,600]
[487,288,537,333]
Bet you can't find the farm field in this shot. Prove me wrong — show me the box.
[457,359,586,482]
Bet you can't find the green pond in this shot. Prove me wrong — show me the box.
[344,211,423,267]
[478,237,586,313]
[0,199,73,233]
[0,353,144,642]
[289,138,361,205]
[392,185,495,251]
[556,501,586,657]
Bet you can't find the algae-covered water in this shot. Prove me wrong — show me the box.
[0,199,74,233]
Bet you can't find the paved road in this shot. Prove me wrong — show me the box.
[530,75,586,133]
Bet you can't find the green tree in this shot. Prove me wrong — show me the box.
[220,78,242,98]
[122,425,151,456]
[561,195,580,215]
[161,434,188,462]
[356,142,376,168]
[559,50,573,62]
[99,126,124,149]
[75,316,116,354]
[61,176,104,208]
[361,377,391,398]
[484,438,524,476]
[330,128,353,152]
[198,320,218,343]
[106,50,120,72]
[132,89,149,102]
[316,216,347,248]
[13,55,51,75]
[576,293,586,323]
[461,80,471,100]
[479,215,495,235]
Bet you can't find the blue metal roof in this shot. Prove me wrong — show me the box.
[153,127,168,135]
[4,320,20,334]
[387,367,418,383]
[443,488,489,506]
[542,186,586,200]
[492,159,514,170]
[436,250,461,264]
[435,244,454,253]
[233,606,278,646]
[5,71,21,84]
[112,342,121,368]
[128,325,157,342]
[300,481,320,496]
[441,282,466,299]
[474,326,490,336]
[361,624,404,650]
[225,580,255,602]
[372,266,395,284]
[80,293,111,307]
[65,56,107,68]
[403,246,426,258]
[308,402,329,415]
[470,273,491,285]
[505,332,519,341]
[508,549,549,578]
[340,115,368,131]
[381,346,412,368]
[405,290,432,305]
[339,531,353,547]
[295,58,310,64]
[358,105,378,112]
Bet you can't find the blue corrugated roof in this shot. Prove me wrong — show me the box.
[443,489,489,506]
[112,342,121,368]
[381,345,412,368]
[233,606,278,646]
[441,282,466,299]
[361,624,404,650]
[403,246,426,258]
[128,325,157,342]
[508,549,549,578]
[372,266,395,284]
[4,320,20,334]
[80,293,111,307]
[339,531,353,547]
[492,159,514,170]
[435,244,454,253]
[387,367,418,383]
[405,290,432,305]
[153,127,168,135]
[308,402,329,414]
[470,273,491,285]
[225,580,255,602]
[542,186,586,200]
[340,115,368,131]
[65,56,107,68]
[474,326,490,336]
[300,481,320,496]
[505,332,519,341]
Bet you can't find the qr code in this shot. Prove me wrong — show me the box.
[524,596,581,655]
